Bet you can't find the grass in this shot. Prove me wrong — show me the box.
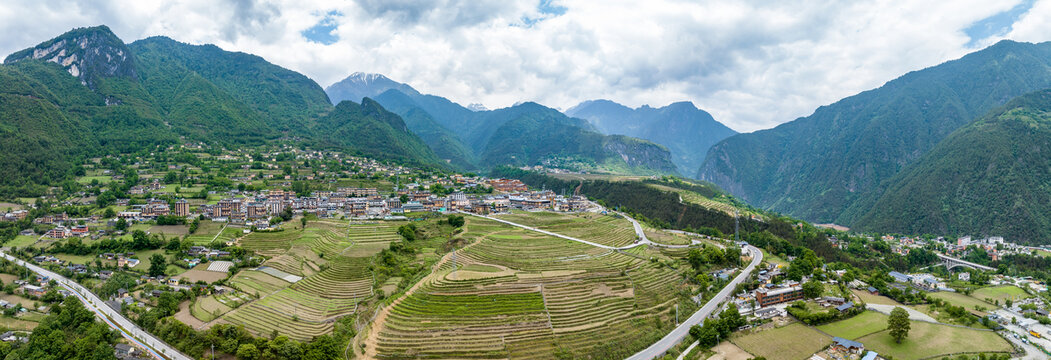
[857,320,1011,360]
[928,291,994,315]
[851,289,902,306]
[818,311,888,340]
[972,285,1030,304]
[761,249,788,266]
[732,323,830,360]
[5,236,39,248]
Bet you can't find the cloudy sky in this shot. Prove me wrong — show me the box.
[2,0,1050,132]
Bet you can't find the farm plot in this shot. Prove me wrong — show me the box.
[732,323,830,360]
[928,291,994,315]
[220,256,373,341]
[972,285,1031,304]
[817,311,888,340]
[372,217,691,359]
[177,269,227,284]
[183,221,227,245]
[857,320,1011,359]
[493,211,638,247]
[229,270,291,297]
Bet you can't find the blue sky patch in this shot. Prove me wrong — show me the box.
[964,0,1035,48]
[302,10,341,45]
[521,0,567,27]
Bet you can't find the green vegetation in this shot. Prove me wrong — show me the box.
[853,89,1051,243]
[817,311,889,340]
[698,40,1051,228]
[856,320,1011,360]
[731,323,829,360]
[887,307,910,343]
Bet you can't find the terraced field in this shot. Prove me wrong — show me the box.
[493,211,638,247]
[371,217,692,359]
[216,219,391,341]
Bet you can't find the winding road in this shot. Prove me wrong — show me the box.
[626,245,762,360]
[458,209,763,360]
[0,251,191,360]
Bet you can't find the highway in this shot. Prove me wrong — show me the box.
[0,251,191,360]
[626,245,763,360]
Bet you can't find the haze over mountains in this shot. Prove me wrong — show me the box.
[325,73,682,175]
[565,100,737,174]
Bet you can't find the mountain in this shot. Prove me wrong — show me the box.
[371,89,476,169]
[4,25,137,90]
[329,73,678,175]
[566,99,737,174]
[0,26,452,195]
[325,72,416,105]
[312,99,446,168]
[129,36,332,133]
[851,90,1051,243]
[698,40,1051,225]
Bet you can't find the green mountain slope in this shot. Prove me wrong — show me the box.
[0,26,453,195]
[852,89,1051,243]
[698,40,1051,224]
[129,36,332,133]
[372,89,476,169]
[312,99,446,168]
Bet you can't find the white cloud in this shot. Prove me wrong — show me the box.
[0,0,1046,132]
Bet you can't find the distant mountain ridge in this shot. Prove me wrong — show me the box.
[565,99,737,174]
[698,39,1051,226]
[326,73,679,175]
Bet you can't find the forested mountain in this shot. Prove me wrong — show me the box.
[0,26,451,196]
[566,99,737,174]
[311,99,445,168]
[697,40,1051,225]
[327,73,679,174]
[129,36,332,133]
[851,89,1051,243]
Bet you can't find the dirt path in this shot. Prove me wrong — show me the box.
[358,229,482,359]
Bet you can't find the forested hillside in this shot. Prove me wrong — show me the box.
[698,40,1051,225]
[851,89,1051,243]
[0,26,453,196]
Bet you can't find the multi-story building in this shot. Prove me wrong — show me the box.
[173,200,189,216]
[755,285,804,307]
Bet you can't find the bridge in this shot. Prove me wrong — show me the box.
[937,253,995,271]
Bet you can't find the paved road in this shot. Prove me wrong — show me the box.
[627,245,763,360]
[0,251,191,360]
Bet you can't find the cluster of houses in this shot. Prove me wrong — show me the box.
[887,271,948,292]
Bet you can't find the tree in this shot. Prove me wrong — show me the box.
[802,279,824,298]
[888,307,911,343]
[447,215,465,228]
[114,218,128,231]
[236,343,260,360]
[148,254,167,277]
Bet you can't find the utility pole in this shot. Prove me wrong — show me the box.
[734,210,740,243]
[675,303,679,325]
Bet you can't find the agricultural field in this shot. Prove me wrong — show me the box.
[643,227,693,246]
[183,221,227,245]
[6,236,39,248]
[212,219,391,340]
[177,269,227,284]
[928,291,995,315]
[731,323,830,360]
[856,320,1011,359]
[370,216,694,359]
[817,311,889,340]
[850,289,902,306]
[972,285,1031,304]
[647,183,740,216]
[493,211,638,247]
